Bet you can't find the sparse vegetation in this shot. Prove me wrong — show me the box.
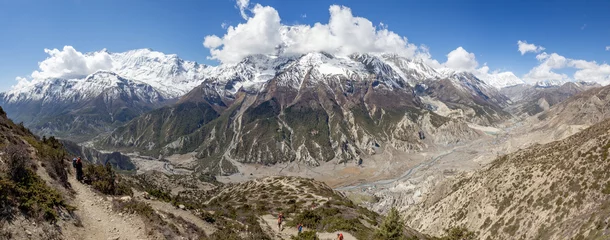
[83,162,132,196]
[0,144,72,222]
[111,198,196,239]
[291,230,319,240]
[25,135,70,188]
[440,226,477,240]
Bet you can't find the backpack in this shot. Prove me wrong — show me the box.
[72,158,77,168]
[339,233,344,240]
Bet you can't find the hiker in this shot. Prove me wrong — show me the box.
[337,233,344,240]
[277,212,284,231]
[297,223,303,234]
[75,157,83,182]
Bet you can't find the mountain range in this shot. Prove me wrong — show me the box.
[0,49,600,172]
[96,51,511,174]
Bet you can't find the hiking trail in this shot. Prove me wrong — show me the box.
[60,177,149,240]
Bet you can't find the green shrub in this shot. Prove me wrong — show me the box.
[374,208,405,240]
[1,145,71,222]
[147,188,172,202]
[84,162,132,196]
[292,210,322,228]
[291,230,319,240]
[112,199,154,216]
[25,136,70,188]
[440,226,477,240]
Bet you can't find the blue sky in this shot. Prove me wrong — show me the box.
[0,0,609,91]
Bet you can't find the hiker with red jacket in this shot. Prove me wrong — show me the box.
[277,212,284,231]
[337,233,344,240]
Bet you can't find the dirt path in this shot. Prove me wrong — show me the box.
[260,214,357,240]
[61,177,149,240]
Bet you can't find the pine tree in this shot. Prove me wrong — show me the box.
[374,207,405,240]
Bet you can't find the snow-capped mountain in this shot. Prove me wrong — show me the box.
[535,79,569,88]
[3,71,165,104]
[0,49,202,141]
[101,51,509,172]
[111,49,208,97]
[484,71,524,89]
[4,48,208,102]
[1,48,512,148]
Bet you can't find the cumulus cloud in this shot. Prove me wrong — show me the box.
[236,0,249,20]
[204,0,520,88]
[570,60,610,84]
[31,46,113,80]
[203,4,282,63]
[606,46,610,51]
[522,51,610,84]
[517,40,545,55]
[10,76,33,91]
[523,53,570,83]
[203,3,417,63]
[443,47,478,71]
[436,47,522,87]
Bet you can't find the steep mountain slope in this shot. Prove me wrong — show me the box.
[0,106,81,238]
[537,84,610,126]
[0,49,206,142]
[417,72,511,125]
[501,82,598,117]
[100,52,497,174]
[60,139,136,171]
[523,83,610,142]
[404,118,610,240]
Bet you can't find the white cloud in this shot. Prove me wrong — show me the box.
[206,0,519,87]
[204,4,282,63]
[221,22,228,29]
[30,46,113,80]
[443,47,478,71]
[236,0,249,20]
[11,76,35,91]
[203,35,223,49]
[203,3,417,63]
[606,46,610,51]
[523,52,570,83]
[517,40,545,55]
[436,47,522,87]
[522,51,610,85]
[301,14,307,18]
[570,60,610,84]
